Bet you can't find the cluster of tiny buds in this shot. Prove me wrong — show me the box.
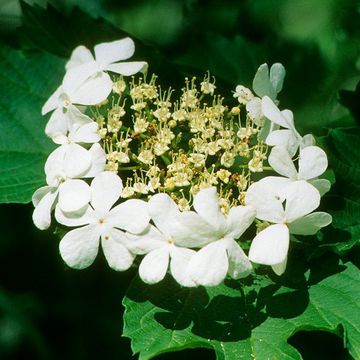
[90,73,269,212]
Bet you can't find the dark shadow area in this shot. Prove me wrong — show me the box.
[126,272,311,343]
[288,330,352,360]
[0,204,136,360]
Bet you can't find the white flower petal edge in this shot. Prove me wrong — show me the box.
[101,228,135,271]
[188,240,229,287]
[59,224,100,269]
[193,186,227,233]
[32,186,58,230]
[169,247,197,287]
[298,146,328,180]
[287,212,332,235]
[139,247,170,284]
[249,224,289,266]
[268,146,297,179]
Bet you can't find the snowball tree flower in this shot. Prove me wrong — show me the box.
[126,193,209,287]
[262,96,315,156]
[63,38,148,105]
[32,143,105,230]
[57,171,150,271]
[44,104,100,180]
[178,187,256,287]
[268,145,331,195]
[42,86,100,144]
[245,177,332,275]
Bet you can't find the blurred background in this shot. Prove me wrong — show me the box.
[0,0,359,358]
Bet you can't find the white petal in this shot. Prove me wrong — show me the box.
[32,185,54,206]
[126,225,165,255]
[139,246,170,284]
[309,178,331,196]
[169,247,197,287]
[148,193,180,237]
[90,171,123,213]
[65,45,94,70]
[249,224,289,266]
[188,240,229,287]
[94,38,135,66]
[284,181,320,222]
[172,211,219,248]
[59,224,100,269]
[83,143,106,178]
[55,204,95,227]
[298,146,328,180]
[226,205,256,239]
[63,143,92,178]
[300,133,316,148]
[101,228,135,271]
[66,104,93,129]
[63,61,99,98]
[281,109,295,128]
[288,212,332,235]
[193,187,227,233]
[44,146,67,184]
[32,187,58,230]
[245,177,290,223]
[68,72,113,106]
[58,179,91,215]
[45,107,69,144]
[262,96,291,128]
[42,85,63,115]
[272,257,287,276]
[108,199,150,234]
[105,61,148,76]
[268,146,298,179]
[226,239,252,279]
[70,122,100,144]
[266,129,299,157]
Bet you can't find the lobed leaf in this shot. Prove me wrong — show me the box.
[123,262,360,360]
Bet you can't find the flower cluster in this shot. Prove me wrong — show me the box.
[33,38,332,287]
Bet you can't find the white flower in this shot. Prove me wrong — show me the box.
[63,38,147,105]
[246,97,264,126]
[42,86,100,144]
[178,187,255,287]
[268,145,331,195]
[57,172,150,270]
[245,177,332,275]
[127,193,213,287]
[32,143,105,230]
[261,96,315,156]
[233,85,254,104]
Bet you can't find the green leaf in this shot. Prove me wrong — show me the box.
[123,262,359,360]
[19,1,128,58]
[0,43,65,203]
[319,127,360,252]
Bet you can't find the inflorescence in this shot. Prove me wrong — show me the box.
[32,38,332,287]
